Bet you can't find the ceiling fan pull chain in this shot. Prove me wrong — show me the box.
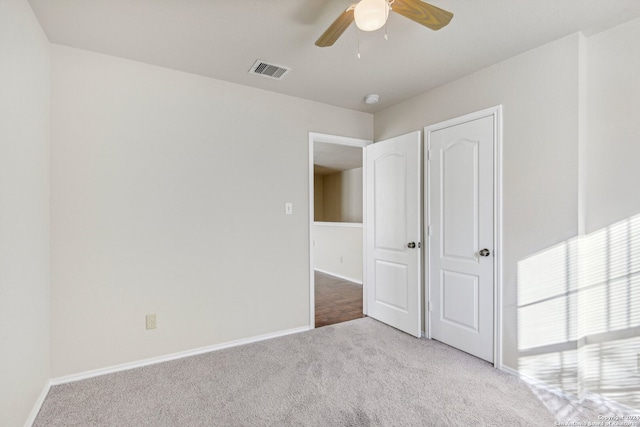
[356,28,362,59]
[384,0,392,40]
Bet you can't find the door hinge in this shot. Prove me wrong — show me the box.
[427,225,431,236]
[427,150,431,161]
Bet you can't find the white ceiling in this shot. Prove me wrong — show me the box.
[314,142,363,175]
[28,0,640,113]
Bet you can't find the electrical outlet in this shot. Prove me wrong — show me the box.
[146,314,157,330]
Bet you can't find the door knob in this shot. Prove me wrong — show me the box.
[479,248,491,257]
[407,242,416,249]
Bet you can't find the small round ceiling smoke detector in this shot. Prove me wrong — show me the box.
[364,94,380,104]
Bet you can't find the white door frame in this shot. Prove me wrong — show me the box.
[424,106,504,368]
[308,132,372,329]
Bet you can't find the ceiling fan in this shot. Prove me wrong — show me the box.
[315,0,453,47]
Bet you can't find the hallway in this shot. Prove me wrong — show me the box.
[314,271,365,328]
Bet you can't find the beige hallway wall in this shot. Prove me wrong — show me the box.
[315,168,363,223]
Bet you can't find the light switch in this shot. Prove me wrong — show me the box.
[285,202,293,215]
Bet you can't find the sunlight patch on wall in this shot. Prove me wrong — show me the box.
[518,294,575,350]
[517,213,640,410]
[517,238,578,350]
[582,336,640,408]
[519,349,579,396]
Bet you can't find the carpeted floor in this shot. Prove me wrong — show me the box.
[35,318,557,426]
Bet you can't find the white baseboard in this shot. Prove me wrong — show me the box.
[499,365,518,377]
[24,380,51,427]
[314,268,362,285]
[50,325,311,386]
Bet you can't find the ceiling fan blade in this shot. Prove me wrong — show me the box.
[391,0,453,31]
[315,5,356,47]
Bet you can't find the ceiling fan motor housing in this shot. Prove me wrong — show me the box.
[354,0,390,32]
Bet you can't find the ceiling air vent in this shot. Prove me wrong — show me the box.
[249,60,291,80]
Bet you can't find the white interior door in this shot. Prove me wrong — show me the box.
[427,115,495,362]
[365,131,421,337]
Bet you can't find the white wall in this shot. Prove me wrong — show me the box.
[579,16,640,409]
[314,223,363,283]
[375,34,582,371]
[586,17,640,233]
[50,45,373,378]
[512,21,640,408]
[0,0,51,425]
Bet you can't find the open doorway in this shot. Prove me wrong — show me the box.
[308,133,371,328]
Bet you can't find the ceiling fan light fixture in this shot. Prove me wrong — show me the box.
[354,0,389,32]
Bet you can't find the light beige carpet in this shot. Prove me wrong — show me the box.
[35,318,557,426]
